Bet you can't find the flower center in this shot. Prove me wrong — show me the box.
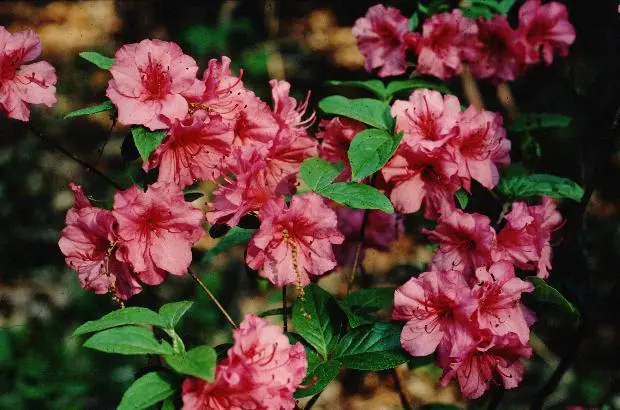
[140,55,171,100]
[0,50,24,81]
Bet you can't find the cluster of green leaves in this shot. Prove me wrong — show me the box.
[498,164,584,203]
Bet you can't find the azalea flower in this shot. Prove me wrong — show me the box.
[246,193,344,287]
[231,91,279,148]
[0,26,56,121]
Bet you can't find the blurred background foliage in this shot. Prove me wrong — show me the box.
[0,0,620,409]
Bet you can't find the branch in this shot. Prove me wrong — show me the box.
[391,368,412,410]
[189,268,237,328]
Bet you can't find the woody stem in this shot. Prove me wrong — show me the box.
[189,268,237,328]
[282,285,288,332]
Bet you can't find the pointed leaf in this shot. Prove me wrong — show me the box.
[132,126,167,161]
[509,113,572,132]
[498,174,584,202]
[73,307,167,336]
[527,277,579,317]
[339,288,395,328]
[83,326,175,355]
[64,101,115,119]
[202,227,255,263]
[159,301,194,329]
[409,13,420,31]
[319,96,394,130]
[294,357,341,398]
[79,51,115,70]
[348,129,402,181]
[300,158,344,191]
[117,372,175,410]
[320,182,394,213]
[385,79,450,97]
[164,345,217,382]
[327,80,387,100]
[455,189,469,209]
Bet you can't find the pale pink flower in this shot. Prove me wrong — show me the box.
[469,16,524,83]
[113,182,204,285]
[143,111,231,188]
[425,209,496,276]
[181,314,307,410]
[517,0,576,65]
[318,117,366,180]
[406,10,479,80]
[393,270,477,356]
[106,39,202,130]
[440,330,532,399]
[246,193,344,287]
[59,184,141,300]
[231,91,280,148]
[391,89,461,150]
[381,144,459,219]
[452,106,511,191]
[0,27,56,121]
[333,207,404,267]
[270,79,315,141]
[472,262,534,344]
[352,4,410,77]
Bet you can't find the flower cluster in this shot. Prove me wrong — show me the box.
[353,0,576,82]
[181,314,307,410]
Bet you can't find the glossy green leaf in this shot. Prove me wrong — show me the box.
[202,227,255,263]
[73,308,167,336]
[339,287,395,328]
[64,100,114,119]
[320,182,394,213]
[455,189,469,209]
[333,322,409,371]
[292,283,344,359]
[327,80,387,100]
[527,277,579,317]
[300,158,344,191]
[498,174,584,202]
[319,96,394,130]
[161,398,175,410]
[385,79,450,97]
[159,301,193,329]
[131,126,167,161]
[294,354,341,398]
[164,345,217,382]
[79,51,115,70]
[509,113,572,132]
[83,326,175,355]
[348,129,402,181]
[409,13,420,31]
[259,307,289,318]
[117,372,175,410]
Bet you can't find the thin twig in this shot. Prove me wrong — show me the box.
[189,268,237,328]
[304,391,322,410]
[390,368,412,410]
[282,285,288,332]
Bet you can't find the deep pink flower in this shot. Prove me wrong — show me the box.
[393,270,477,356]
[269,79,315,141]
[452,105,511,191]
[517,0,576,65]
[106,39,202,130]
[113,182,204,285]
[143,111,231,188]
[352,4,410,77]
[440,330,532,399]
[0,26,56,121]
[381,144,459,219]
[59,184,141,300]
[246,193,344,288]
[333,207,404,267]
[406,10,479,80]
[469,16,524,83]
[425,209,496,276]
[182,314,307,410]
[318,117,366,180]
[472,262,534,344]
[391,89,461,150]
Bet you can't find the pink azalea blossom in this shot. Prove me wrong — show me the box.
[425,209,496,276]
[59,184,141,299]
[106,39,202,130]
[352,4,410,77]
[440,330,532,399]
[231,91,280,148]
[406,10,479,80]
[393,270,477,356]
[472,262,534,343]
[391,89,461,150]
[469,16,524,83]
[182,314,307,410]
[452,105,511,191]
[246,193,344,287]
[381,144,459,219]
[0,26,56,121]
[333,207,404,267]
[318,117,366,180]
[517,0,576,65]
[113,182,204,285]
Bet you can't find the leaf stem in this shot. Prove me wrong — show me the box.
[189,268,237,329]
[283,285,288,332]
[304,391,322,410]
[390,368,411,410]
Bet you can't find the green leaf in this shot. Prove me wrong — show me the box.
[259,307,289,318]
[509,113,572,132]
[348,129,402,181]
[409,13,420,31]
[300,158,344,191]
[183,192,204,202]
[333,322,409,371]
[320,182,394,213]
[455,189,469,210]
[132,126,167,161]
[159,301,193,329]
[385,79,450,97]
[327,80,387,100]
[73,307,167,336]
[470,0,516,15]
[498,174,584,202]
[203,227,256,263]
[318,96,394,130]
[164,345,217,382]
[462,4,494,19]
[292,283,344,359]
[161,398,175,410]
[294,357,341,398]
[83,326,175,355]
[527,277,580,317]
[339,288,395,328]
[117,372,175,410]
[79,51,115,70]
[64,100,114,119]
